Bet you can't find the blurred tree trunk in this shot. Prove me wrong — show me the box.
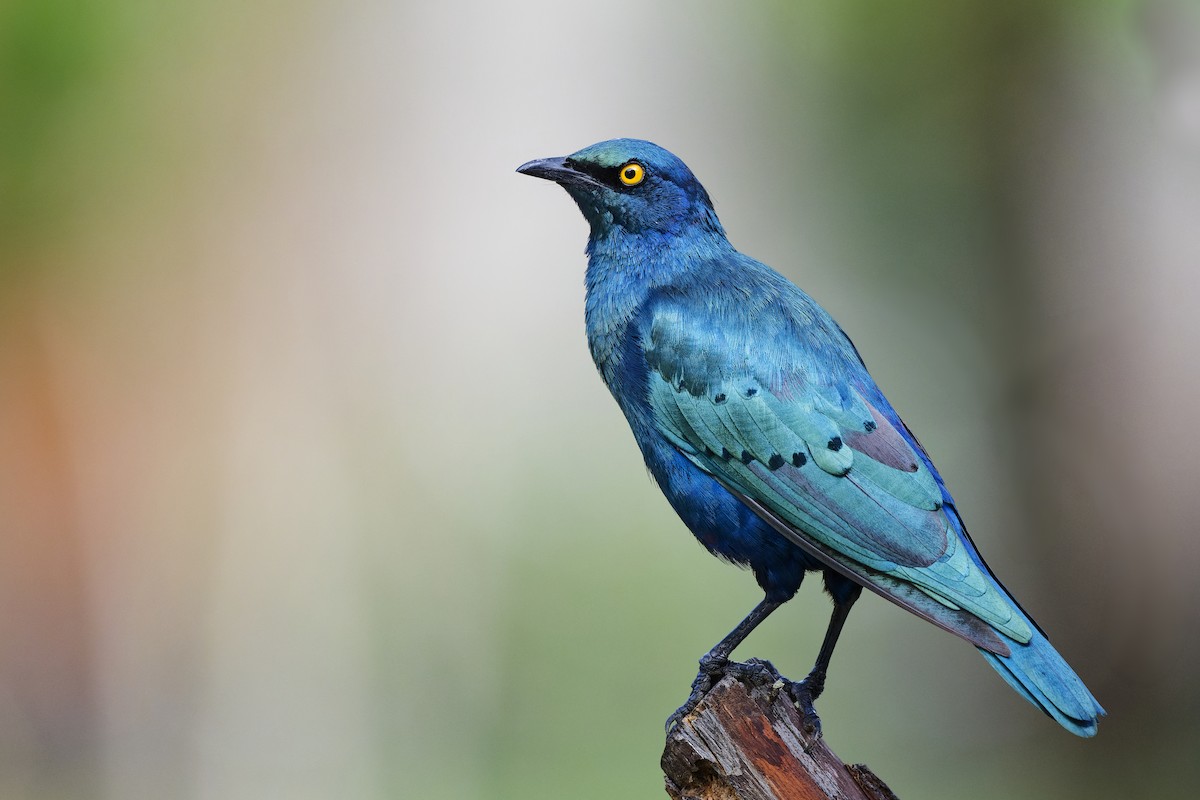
[0,305,98,798]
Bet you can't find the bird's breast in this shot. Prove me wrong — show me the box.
[583,268,645,387]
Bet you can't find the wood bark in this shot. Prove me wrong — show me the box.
[661,672,899,800]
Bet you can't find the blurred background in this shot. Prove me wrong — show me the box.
[2,0,1198,798]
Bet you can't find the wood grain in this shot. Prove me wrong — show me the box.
[662,672,898,800]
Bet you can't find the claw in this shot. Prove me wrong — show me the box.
[665,655,728,731]
[663,703,692,733]
[782,677,824,741]
[665,690,705,732]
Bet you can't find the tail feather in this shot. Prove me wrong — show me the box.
[979,631,1106,737]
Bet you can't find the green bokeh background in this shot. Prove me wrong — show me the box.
[2,1,1198,798]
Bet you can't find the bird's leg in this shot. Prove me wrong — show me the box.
[666,596,783,731]
[783,584,862,738]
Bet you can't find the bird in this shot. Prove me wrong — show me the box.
[516,138,1104,737]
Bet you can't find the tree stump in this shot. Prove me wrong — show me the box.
[661,671,899,800]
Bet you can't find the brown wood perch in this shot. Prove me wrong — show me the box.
[662,669,899,800]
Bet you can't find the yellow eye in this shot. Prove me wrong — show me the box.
[618,162,645,186]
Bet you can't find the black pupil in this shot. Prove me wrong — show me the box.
[624,167,636,179]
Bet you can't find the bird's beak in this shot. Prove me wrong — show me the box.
[516,156,602,189]
[516,156,571,181]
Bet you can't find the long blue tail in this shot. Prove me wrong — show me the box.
[979,631,1105,737]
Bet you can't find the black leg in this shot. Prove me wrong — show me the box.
[785,584,862,737]
[665,596,784,731]
[704,596,783,664]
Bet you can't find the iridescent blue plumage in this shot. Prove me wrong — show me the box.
[517,138,1104,737]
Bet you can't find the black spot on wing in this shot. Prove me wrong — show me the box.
[767,453,785,470]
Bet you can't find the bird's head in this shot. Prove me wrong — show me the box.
[517,139,724,241]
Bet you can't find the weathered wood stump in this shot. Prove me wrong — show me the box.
[662,671,899,800]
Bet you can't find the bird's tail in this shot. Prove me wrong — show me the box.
[978,630,1105,737]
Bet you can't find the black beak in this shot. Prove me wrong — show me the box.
[516,156,570,180]
[516,156,602,189]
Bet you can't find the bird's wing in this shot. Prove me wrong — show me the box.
[643,299,1032,653]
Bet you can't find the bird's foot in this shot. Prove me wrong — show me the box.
[665,653,725,731]
[723,656,787,686]
[780,675,824,740]
[665,655,788,732]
